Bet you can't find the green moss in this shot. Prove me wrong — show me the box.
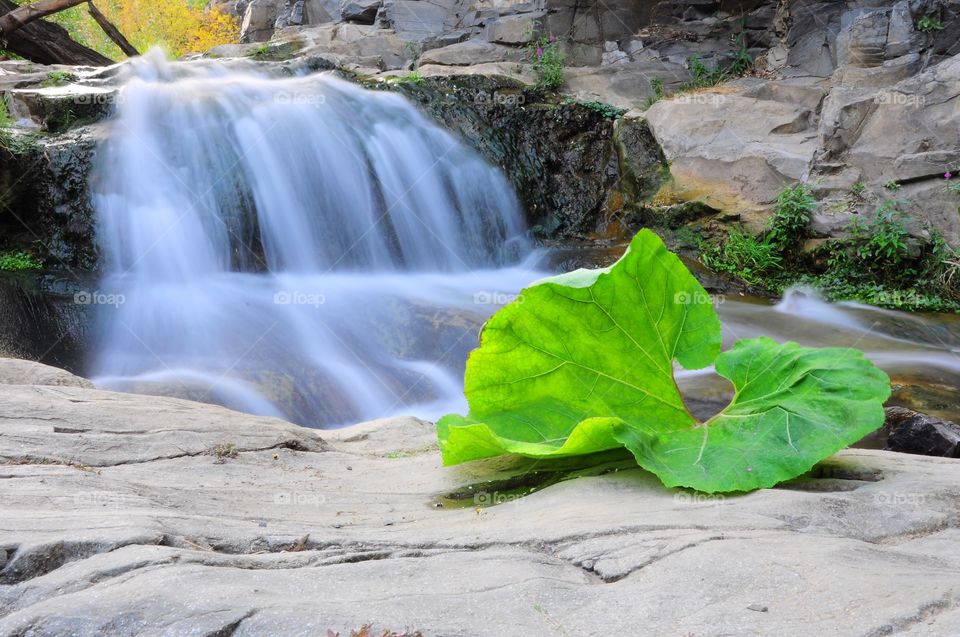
[41,71,77,87]
[0,251,42,271]
[564,98,626,120]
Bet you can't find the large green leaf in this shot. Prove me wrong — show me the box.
[613,337,891,492]
[438,229,722,463]
[438,229,892,493]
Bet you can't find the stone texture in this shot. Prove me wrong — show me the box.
[885,406,960,458]
[340,0,380,24]
[1,359,959,635]
[0,358,92,388]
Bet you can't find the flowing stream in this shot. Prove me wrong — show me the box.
[90,52,960,431]
[91,53,536,426]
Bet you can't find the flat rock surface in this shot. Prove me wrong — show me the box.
[1,361,959,636]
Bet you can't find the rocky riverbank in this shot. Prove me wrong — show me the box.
[1,358,959,636]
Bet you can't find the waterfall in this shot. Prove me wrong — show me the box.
[90,51,540,427]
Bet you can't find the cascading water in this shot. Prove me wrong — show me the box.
[91,51,541,427]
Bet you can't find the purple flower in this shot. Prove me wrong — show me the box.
[945,171,953,180]
[536,46,543,58]
[548,35,555,43]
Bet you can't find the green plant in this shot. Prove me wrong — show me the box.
[884,180,901,191]
[567,99,626,119]
[0,251,42,271]
[766,183,816,250]
[41,71,77,87]
[393,70,425,85]
[851,181,866,197]
[250,43,270,58]
[851,202,912,273]
[725,31,754,76]
[437,230,890,493]
[643,78,665,109]
[701,227,782,285]
[917,15,944,32]
[528,34,565,90]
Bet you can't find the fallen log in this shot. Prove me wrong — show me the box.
[0,0,113,66]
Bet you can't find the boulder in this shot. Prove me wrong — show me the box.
[240,0,281,42]
[340,0,380,24]
[419,39,518,65]
[484,12,544,45]
[885,406,960,458]
[644,77,824,230]
[0,358,92,388]
[1,365,960,635]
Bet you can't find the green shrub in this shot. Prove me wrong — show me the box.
[0,251,42,271]
[766,183,815,250]
[701,227,782,286]
[917,15,944,32]
[528,35,565,90]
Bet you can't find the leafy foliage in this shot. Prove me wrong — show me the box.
[917,15,944,32]
[567,99,627,120]
[766,183,815,251]
[29,0,239,59]
[694,182,960,311]
[527,34,565,90]
[0,251,42,271]
[701,227,782,285]
[438,230,890,493]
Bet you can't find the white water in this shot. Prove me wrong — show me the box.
[91,52,541,427]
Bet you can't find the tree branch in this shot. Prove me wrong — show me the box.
[87,2,138,57]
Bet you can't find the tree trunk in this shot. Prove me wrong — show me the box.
[0,0,112,65]
[87,2,138,58]
[0,0,90,36]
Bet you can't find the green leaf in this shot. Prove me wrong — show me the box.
[438,229,722,463]
[437,229,892,493]
[613,337,891,492]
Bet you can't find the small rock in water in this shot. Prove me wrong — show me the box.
[884,407,960,458]
[747,604,768,612]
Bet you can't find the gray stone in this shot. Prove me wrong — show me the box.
[419,39,518,65]
[885,407,960,458]
[1,358,960,635]
[240,0,281,42]
[484,12,543,44]
[0,358,92,388]
[340,0,380,24]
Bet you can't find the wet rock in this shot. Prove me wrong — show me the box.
[885,406,960,458]
[389,75,667,238]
